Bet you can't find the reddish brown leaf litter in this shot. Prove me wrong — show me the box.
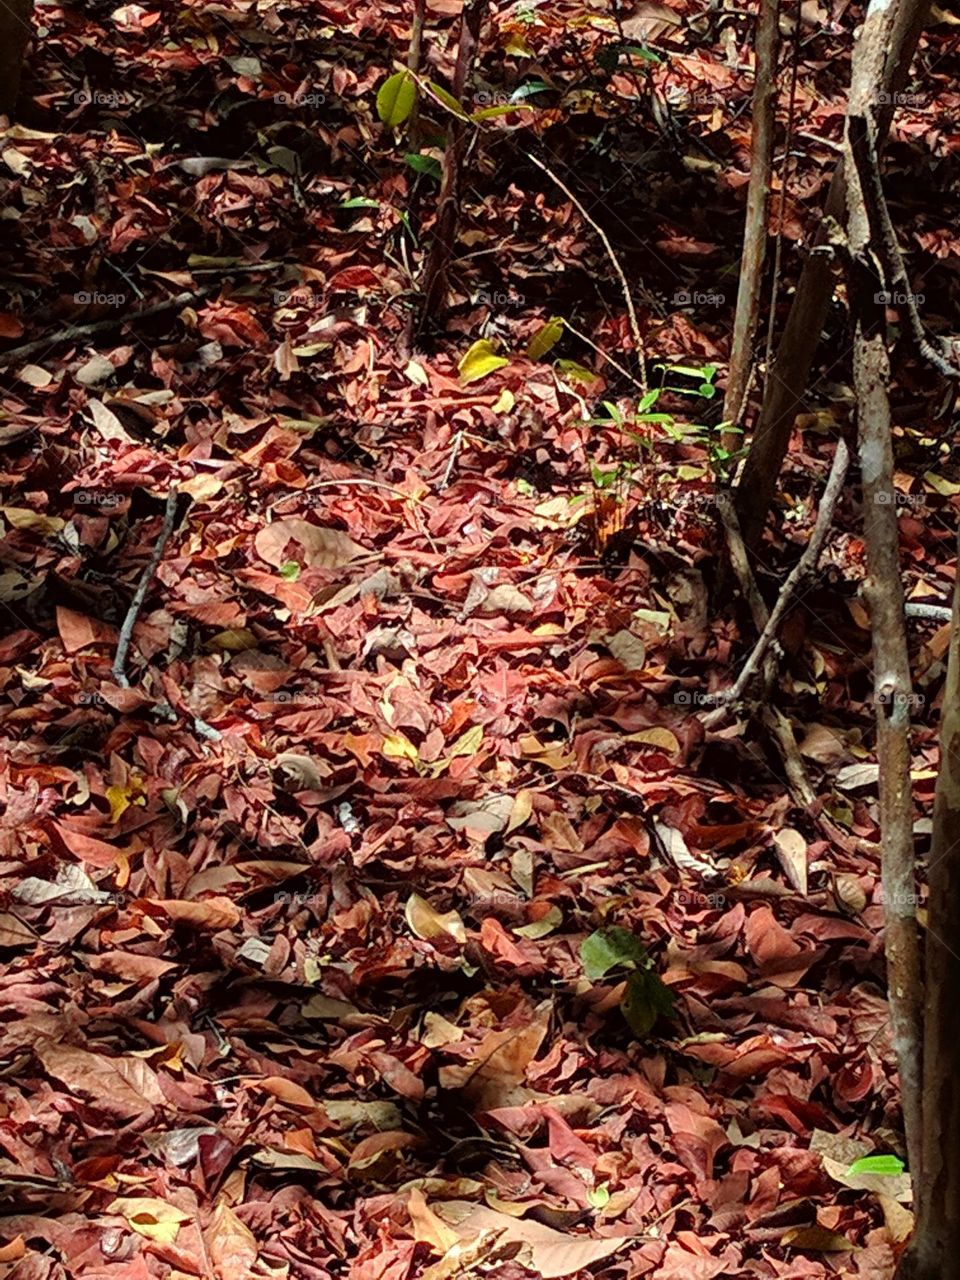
[0,0,958,1277]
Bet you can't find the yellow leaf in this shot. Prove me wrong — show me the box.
[447,725,483,758]
[526,316,564,361]
[924,471,960,496]
[625,728,680,755]
[106,776,146,825]
[493,388,515,414]
[405,359,428,386]
[106,1197,191,1244]
[514,905,562,938]
[555,359,599,384]
[2,507,64,534]
[506,789,533,834]
[427,81,469,120]
[405,893,466,944]
[383,732,419,762]
[458,339,510,385]
[408,1187,461,1254]
[503,33,534,56]
[204,628,258,652]
[376,71,417,127]
[780,1225,854,1253]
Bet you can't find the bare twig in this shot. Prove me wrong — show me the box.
[414,0,487,331]
[709,491,816,807]
[406,0,428,153]
[523,150,649,395]
[848,112,960,381]
[112,489,181,688]
[0,289,215,369]
[714,439,849,710]
[732,0,931,551]
[722,0,780,452]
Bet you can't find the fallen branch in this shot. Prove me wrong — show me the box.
[112,488,181,688]
[523,150,650,395]
[0,288,215,369]
[714,439,849,710]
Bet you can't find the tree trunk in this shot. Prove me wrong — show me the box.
[845,0,924,1199]
[414,0,486,333]
[0,0,32,119]
[721,0,779,453]
[733,0,930,550]
[897,531,960,1280]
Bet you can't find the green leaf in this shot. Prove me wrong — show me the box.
[427,80,469,119]
[698,382,717,399]
[340,197,380,209]
[587,1183,610,1209]
[458,338,510,385]
[555,359,599,384]
[472,102,535,121]
[510,80,554,101]
[622,968,674,1037]
[637,389,660,413]
[405,153,442,180]
[581,926,650,980]
[279,560,301,580]
[377,71,417,128]
[526,316,564,360]
[846,1155,905,1178]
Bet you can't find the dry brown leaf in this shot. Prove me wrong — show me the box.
[773,827,808,895]
[254,518,368,569]
[405,893,467,944]
[152,898,241,930]
[205,1200,258,1280]
[408,1187,461,1254]
[37,1042,164,1118]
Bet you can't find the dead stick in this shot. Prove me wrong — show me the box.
[710,490,816,806]
[714,439,850,710]
[0,289,215,369]
[848,113,960,381]
[523,150,649,395]
[112,489,181,688]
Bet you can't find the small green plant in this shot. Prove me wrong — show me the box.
[580,926,674,1036]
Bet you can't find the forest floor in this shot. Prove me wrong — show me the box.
[1,1,959,1277]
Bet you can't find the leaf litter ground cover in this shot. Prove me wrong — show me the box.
[0,0,958,1277]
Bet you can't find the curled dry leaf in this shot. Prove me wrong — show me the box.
[405,893,467,944]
